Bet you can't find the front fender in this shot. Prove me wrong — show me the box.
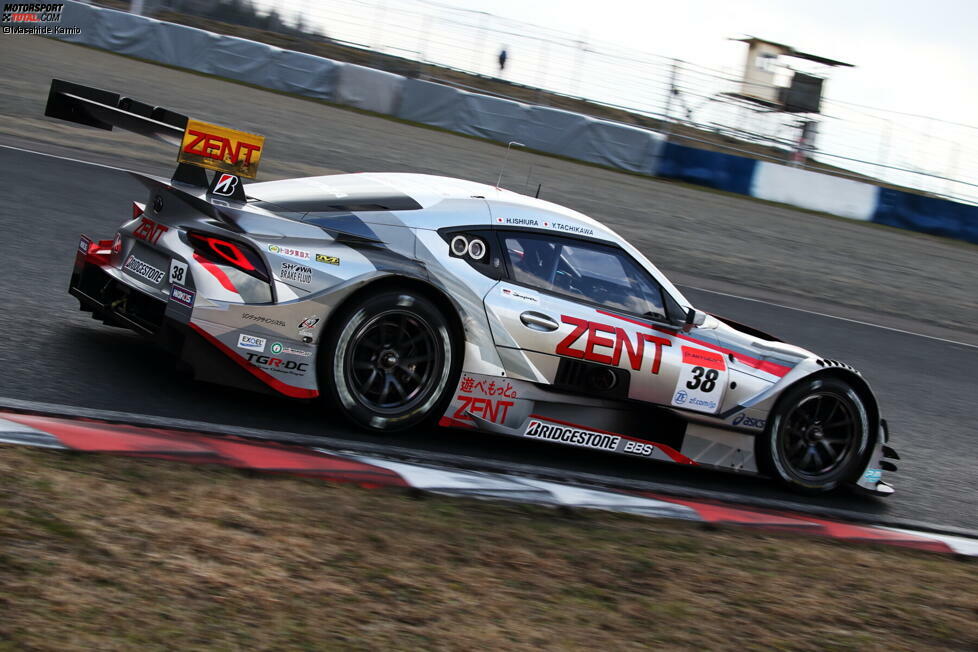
[746,362,897,495]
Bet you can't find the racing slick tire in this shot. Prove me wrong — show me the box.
[323,288,461,432]
[757,376,871,494]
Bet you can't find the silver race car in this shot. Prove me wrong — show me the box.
[51,80,898,496]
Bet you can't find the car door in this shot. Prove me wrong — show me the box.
[483,230,729,414]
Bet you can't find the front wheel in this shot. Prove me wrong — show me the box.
[757,377,871,494]
[322,289,460,432]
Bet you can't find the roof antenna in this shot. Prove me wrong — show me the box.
[496,141,525,189]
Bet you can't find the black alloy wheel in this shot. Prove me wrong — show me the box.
[778,392,859,478]
[346,309,440,412]
[323,289,460,431]
[758,376,871,494]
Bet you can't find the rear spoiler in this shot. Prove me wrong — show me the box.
[43,79,262,199]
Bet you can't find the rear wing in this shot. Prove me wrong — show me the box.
[44,79,263,199]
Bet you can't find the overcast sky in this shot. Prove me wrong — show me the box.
[477,0,978,126]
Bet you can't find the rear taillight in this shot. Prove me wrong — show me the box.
[187,232,269,282]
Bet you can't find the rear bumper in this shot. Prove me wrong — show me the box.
[70,255,168,337]
[69,246,284,398]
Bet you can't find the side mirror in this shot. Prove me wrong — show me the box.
[683,307,706,332]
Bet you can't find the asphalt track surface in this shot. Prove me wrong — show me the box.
[0,37,975,530]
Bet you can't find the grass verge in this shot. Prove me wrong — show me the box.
[1,446,975,650]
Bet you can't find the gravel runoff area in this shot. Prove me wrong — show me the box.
[0,36,975,345]
[1,446,976,650]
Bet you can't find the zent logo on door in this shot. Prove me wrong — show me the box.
[556,315,671,374]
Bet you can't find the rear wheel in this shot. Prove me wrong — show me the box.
[323,289,459,432]
[758,377,870,494]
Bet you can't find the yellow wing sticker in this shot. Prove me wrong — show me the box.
[178,119,265,179]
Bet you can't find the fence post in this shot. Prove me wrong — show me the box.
[419,14,430,65]
[371,0,387,52]
[662,58,680,141]
[472,12,489,74]
[572,36,588,96]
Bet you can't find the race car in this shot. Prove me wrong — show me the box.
[50,79,898,495]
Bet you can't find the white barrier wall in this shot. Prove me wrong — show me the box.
[751,162,880,222]
[396,79,665,173]
[334,64,404,115]
[269,49,341,100]
[55,1,343,103]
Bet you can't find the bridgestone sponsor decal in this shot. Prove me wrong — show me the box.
[123,255,165,285]
[523,420,620,451]
[279,262,312,284]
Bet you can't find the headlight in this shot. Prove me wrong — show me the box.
[450,235,469,256]
[467,238,487,260]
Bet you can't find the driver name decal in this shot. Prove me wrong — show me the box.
[556,315,672,373]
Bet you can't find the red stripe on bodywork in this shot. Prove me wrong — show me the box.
[189,323,318,399]
[438,416,476,429]
[594,309,793,377]
[527,413,695,465]
[193,253,238,293]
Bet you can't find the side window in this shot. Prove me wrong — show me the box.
[503,234,669,320]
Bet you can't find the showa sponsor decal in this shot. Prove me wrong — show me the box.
[2,3,78,35]
[279,262,312,284]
